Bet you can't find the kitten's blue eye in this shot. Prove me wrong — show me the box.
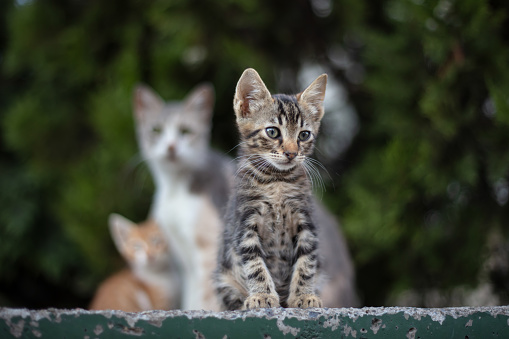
[266,127,280,139]
[152,125,163,135]
[298,131,311,141]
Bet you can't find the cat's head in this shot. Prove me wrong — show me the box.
[233,68,327,171]
[109,214,169,270]
[133,84,214,172]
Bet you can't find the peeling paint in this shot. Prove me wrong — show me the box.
[147,318,164,328]
[465,319,473,327]
[276,318,300,336]
[412,314,422,321]
[193,329,206,339]
[116,324,144,336]
[7,318,24,338]
[406,327,417,339]
[343,324,357,338]
[94,324,104,335]
[322,315,341,331]
[371,318,382,334]
[125,314,138,328]
[32,329,42,337]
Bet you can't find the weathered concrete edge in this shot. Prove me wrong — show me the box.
[2,305,509,326]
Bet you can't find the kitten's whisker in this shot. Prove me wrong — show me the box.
[314,145,326,157]
[237,157,267,184]
[234,154,265,177]
[306,157,329,174]
[233,153,266,165]
[235,157,255,176]
[254,160,271,188]
[236,155,265,170]
[121,153,152,195]
[306,157,335,191]
[308,162,326,193]
[301,162,315,192]
[304,162,322,193]
[226,141,248,155]
[303,160,326,197]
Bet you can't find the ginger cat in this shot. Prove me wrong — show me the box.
[89,214,179,312]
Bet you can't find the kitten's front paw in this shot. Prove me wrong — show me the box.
[288,294,323,308]
[243,293,280,309]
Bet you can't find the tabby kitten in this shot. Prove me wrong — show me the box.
[89,215,178,311]
[133,84,233,310]
[215,68,329,309]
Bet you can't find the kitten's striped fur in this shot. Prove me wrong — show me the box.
[215,68,328,309]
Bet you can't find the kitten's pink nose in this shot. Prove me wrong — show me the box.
[284,152,297,160]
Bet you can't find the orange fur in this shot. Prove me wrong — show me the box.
[89,216,179,311]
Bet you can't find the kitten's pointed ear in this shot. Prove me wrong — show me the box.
[297,74,328,122]
[133,84,164,121]
[109,213,136,254]
[184,83,215,121]
[234,68,272,119]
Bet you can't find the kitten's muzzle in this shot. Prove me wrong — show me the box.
[284,151,297,161]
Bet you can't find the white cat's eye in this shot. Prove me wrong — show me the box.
[266,127,280,139]
[180,127,192,135]
[298,131,311,141]
[152,125,163,135]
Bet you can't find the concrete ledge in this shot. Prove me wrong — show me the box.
[1,306,509,338]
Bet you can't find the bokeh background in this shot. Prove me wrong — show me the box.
[1,0,509,309]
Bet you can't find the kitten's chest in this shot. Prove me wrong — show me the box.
[257,182,306,239]
[256,184,308,271]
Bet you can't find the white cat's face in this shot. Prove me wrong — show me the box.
[133,84,214,172]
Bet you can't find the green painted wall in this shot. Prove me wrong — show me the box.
[1,307,508,338]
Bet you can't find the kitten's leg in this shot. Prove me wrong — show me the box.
[287,222,322,308]
[237,220,280,309]
[215,247,247,310]
[215,278,245,310]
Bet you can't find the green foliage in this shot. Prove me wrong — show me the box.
[339,0,509,304]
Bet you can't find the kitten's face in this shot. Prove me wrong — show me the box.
[109,214,169,269]
[133,84,214,171]
[234,68,327,171]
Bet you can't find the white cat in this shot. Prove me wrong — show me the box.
[133,84,233,311]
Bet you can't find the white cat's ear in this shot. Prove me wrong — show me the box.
[184,83,215,121]
[133,84,164,121]
[234,68,272,119]
[109,213,136,254]
[297,74,327,122]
